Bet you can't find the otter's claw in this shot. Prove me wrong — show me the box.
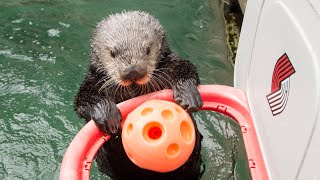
[90,100,122,135]
[173,81,203,112]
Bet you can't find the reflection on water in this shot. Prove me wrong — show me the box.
[0,0,250,179]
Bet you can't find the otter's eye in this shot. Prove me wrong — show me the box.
[146,47,151,55]
[110,50,116,58]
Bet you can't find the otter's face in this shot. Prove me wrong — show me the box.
[101,39,161,86]
[91,11,165,86]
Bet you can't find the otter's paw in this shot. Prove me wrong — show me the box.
[91,100,122,135]
[173,80,203,112]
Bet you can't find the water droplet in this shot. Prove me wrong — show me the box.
[13,28,21,31]
[47,29,60,37]
[11,18,24,23]
[58,22,70,28]
[38,53,56,63]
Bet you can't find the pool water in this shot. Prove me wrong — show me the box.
[0,0,251,179]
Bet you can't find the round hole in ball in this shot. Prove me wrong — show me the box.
[148,127,162,140]
[143,122,164,143]
[161,109,173,120]
[126,123,133,136]
[167,143,180,157]
[180,121,193,142]
[141,107,153,116]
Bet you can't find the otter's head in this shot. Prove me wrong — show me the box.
[91,11,167,86]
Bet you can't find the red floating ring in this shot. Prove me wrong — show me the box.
[60,85,269,180]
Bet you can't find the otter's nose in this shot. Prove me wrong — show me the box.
[121,65,147,82]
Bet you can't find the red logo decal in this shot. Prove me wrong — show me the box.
[266,53,295,116]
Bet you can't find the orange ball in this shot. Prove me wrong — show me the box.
[122,99,196,173]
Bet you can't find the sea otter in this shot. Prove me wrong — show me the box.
[75,11,204,180]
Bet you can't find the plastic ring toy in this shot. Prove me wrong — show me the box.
[60,85,269,180]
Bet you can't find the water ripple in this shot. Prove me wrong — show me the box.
[0,49,33,61]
